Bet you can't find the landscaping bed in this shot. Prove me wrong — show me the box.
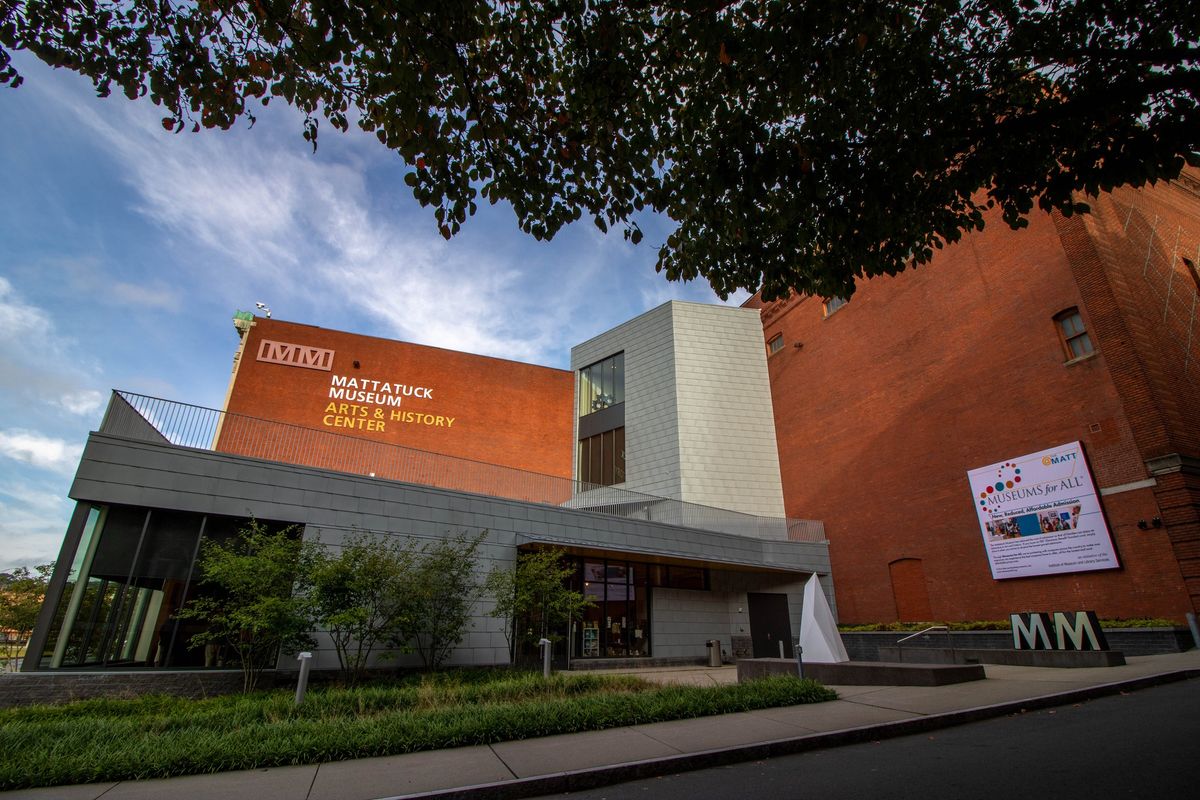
[0,669,835,790]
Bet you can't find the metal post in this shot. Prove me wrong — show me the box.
[539,638,552,679]
[794,638,804,679]
[295,652,313,705]
[1187,613,1200,650]
[778,640,785,659]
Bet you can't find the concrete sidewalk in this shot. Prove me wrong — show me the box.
[6,651,1198,800]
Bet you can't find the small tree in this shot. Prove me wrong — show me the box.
[486,548,591,665]
[307,533,416,685]
[0,564,53,669]
[177,521,313,692]
[397,530,487,669]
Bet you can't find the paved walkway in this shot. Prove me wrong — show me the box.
[6,651,1198,800]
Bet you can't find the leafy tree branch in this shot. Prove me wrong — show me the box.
[3,1,1195,299]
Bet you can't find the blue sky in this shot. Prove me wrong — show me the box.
[0,53,744,571]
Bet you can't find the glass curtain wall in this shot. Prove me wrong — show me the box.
[577,352,626,487]
[38,504,297,669]
[577,427,625,486]
[577,353,625,417]
[579,559,650,658]
[574,557,711,659]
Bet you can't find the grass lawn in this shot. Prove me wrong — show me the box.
[0,670,836,790]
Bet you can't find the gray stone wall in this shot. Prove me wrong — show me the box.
[0,671,244,708]
[839,628,1195,661]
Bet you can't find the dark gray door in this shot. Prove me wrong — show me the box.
[748,592,792,658]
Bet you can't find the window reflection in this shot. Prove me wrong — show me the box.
[578,352,625,417]
[578,427,625,486]
[40,505,299,670]
[573,557,710,660]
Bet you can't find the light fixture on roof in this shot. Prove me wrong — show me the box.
[255,302,272,319]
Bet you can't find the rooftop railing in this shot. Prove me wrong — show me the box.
[100,390,826,543]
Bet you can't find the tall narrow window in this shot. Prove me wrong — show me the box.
[1055,308,1095,360]
[578,353,626,485]
[578,427,626,486]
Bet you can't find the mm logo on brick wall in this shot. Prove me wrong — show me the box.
[257,339,335,371]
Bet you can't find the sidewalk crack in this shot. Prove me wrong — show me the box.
[306,763,321,799]
[488,744,520,780]
[840,697,927,716]
[634,727,687,753]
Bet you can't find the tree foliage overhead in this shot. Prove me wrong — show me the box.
[3,1,1196,299]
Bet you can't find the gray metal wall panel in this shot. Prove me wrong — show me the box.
[66,433,833,669]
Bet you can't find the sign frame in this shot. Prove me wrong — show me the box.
[968,441,1120,580]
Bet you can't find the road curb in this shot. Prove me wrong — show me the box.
[384,668,1199,800]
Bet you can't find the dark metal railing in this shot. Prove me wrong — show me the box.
[100,390,826,543]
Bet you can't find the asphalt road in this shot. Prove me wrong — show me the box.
[538,678,1200,800]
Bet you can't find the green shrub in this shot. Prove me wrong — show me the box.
[0,671,835,790]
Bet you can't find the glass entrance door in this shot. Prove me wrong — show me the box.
[575,558,652,659]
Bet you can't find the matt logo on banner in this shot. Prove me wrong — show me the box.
[257,339,335,371]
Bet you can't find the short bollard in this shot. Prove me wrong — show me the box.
[778,640,785,659]
[538,638,552,679]
[295,652,313,706]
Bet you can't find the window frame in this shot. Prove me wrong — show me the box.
[578,352,625,418]
[822,296,848,317]
[1054,308,1095,362]
[578,426,626,487]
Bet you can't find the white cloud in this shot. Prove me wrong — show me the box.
[58,390,105,416]
[67,111,547,360]
[0,429,84,474]
[0,277,105,403]
[35,69,748,375]
[0,480,73,570]
[108,281,181,311]
[0,276,52,338]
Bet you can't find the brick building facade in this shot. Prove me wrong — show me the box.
[747,171,1200,624]
[27,305,833,675]
[220,318,575,479]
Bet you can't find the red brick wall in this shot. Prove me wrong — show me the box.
[888,559,933,621]
[747,190,1197,623]
[1055,172,1200,616]
[219,319,575,480]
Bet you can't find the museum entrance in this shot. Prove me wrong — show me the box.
[568,556,711,660]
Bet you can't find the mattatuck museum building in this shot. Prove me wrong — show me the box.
[24,172,1200,674]
[26,302,831,673]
